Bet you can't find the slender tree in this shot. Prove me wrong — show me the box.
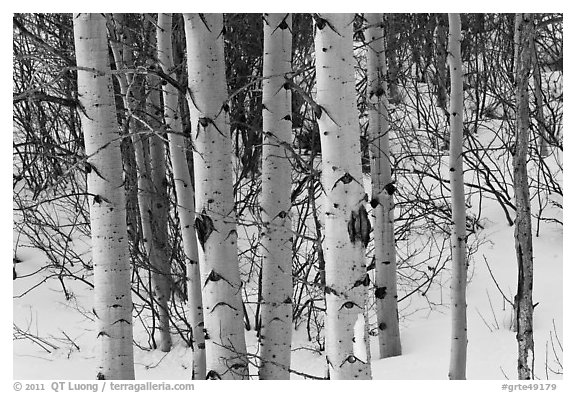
[146,22,172,353]
[314,13,371,380]
[365,13,402,360]
[73,12,135,380]
[513,12,536,381]
[107,13,172,352]
[157,12,206,379]
[259,13,293,380]
[447,12,468,381]
[183,13,248,380]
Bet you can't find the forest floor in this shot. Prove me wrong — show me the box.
[12,165,563,380]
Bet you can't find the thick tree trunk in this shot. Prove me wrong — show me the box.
[447,13,468,381]
[73,13,135,380]
[365,13,402,360]
[183,13,248,380]
[513,13,536,381]
[157,13,206,379]
[259,13,293,380]
[314,13,371,380]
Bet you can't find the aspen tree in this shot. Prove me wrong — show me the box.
[365,13,401,360]
[107,14,172,352]
[314,13,371,380]
[513,13,536,381]
[157,13,206,379]
[145,21,172,353]
[73,12,135,380]
[447,13,468,381]
[259,13,293,380]
[183,13,248,380]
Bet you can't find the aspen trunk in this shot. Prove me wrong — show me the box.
[183,13,248,380]
[73,13,135,380]
[384,14,402,104]
[314,13,371,380]
[107,13,171,351]
[513,13,536,381]
[365,13,401,360]
[146,53,172,352]
[447,13,468,381]
[157,13,206,379]
[259,13,293,380]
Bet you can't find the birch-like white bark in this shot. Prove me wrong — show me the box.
[157,13,206,379]
[183,13,248,380]
[447,13,468,381]
[259,13,293,380]
[73,12,135,380]
[365,13,402,360]
[314,13,371,380]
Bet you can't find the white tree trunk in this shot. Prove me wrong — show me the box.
[447,13,468,381]
[107,13,171,352]
[259,13,293,380]
[73,13,135,380]
[314,13,371,380]
[513,13,536,381]
[365,13,402,360]
[183,13,248,380]
[157,13,206,379]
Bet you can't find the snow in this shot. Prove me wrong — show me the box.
[10,55,567,388]
[12,156,564,383]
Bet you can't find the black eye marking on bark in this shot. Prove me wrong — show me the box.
[197,14,212,32]
[375,286,387,299]
[370,197,380,208]
[347,205,371,248]
[325,286,339,296]
[340,301,361,310]
[96,372,105,380]
[352,274,370,288]
[312,14,341,36]
[97,331,110,338]
[210,302,238,313]
[333,172,354,189]
[275,210,288,219]
[339,354,367,368]
[112,318,131,325]
[195,212,215,251]
[198,117,210,128]
[384,181,396,195]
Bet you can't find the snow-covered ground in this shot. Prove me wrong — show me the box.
[12,154,563,382]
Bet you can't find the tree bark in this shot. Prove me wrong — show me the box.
[513,13,536,381]
[183,13,248,380]
[365,13,402,360]
[258,13,293,380]
[447,12,468,381]
[146,32,172,352]
[73,12,135,380]
[314,13,371,380]
[157,13,206,379]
